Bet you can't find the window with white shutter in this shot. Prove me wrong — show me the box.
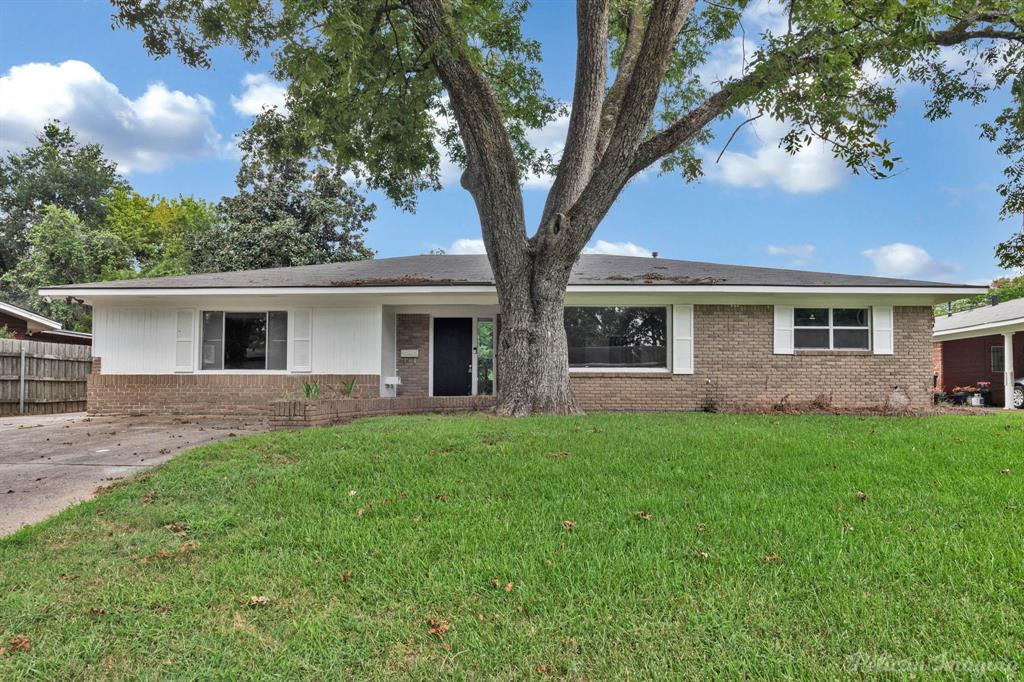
[773,306,794,355]
[672,304,693,374]
[291,308,312,372]
[174,309,195,372]
[872,306,894,355]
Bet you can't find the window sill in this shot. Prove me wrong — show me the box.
[794,349,874,356]
[570,369,673,378]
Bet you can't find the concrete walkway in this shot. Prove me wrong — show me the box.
[0,412,265,536]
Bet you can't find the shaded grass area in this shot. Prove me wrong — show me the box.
[1,413,1022,679]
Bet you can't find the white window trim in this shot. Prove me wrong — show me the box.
[198,310,289,372]
[564,304,671,372]
[793,307,872,352]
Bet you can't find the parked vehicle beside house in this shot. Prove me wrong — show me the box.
[39,254,982,417]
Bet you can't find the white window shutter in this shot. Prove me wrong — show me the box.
[773,306,794,355]
[872,306,894,355]
[672,304,694,374]
[174,309,195,372]
[291,308,312,372]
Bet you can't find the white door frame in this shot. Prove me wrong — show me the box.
[428,313,497,397]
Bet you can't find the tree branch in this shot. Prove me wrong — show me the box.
[594,2,646,161]
[404,0,530,287]
[539,0,610,231]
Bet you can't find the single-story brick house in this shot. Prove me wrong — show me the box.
[39,254,982,416]
[933,297,1024,408]
[0,301,92,346]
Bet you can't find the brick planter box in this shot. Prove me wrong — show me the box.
[270,395,497,428]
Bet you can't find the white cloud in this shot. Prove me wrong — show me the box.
[442,238,487,254]
[231,73,288,116]
[583,240,653,257]
[0,60,221,173]
[709,116,845,193]
[862,243,958,278]
[767,244,816,265]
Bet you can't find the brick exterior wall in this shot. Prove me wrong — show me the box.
[86,372,379,416]
[570,305,936,411]
[85,304,938,416]
[395,314,430,396]
[932,334,1024,407]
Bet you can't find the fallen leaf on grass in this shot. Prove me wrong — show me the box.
[693,549,710,560]
[9,636,30,652]
[0,647,6,656]
[356,507,366,518]
[505,582,514,592]
[696,522,708,533]
[561,520,576,531]
[855,490,869,502]
[763,553,782,564]
[141,549,171,564]
[247,596,271,608]
[179,540,197,556]
[426,618,450,637]
[635,511,653,522]
[1000,468,1011,475]
[341,570,353,583]
[142,490,157,504]
[535,664,549,674]
[164,522,189,538]
[348,490,357,497]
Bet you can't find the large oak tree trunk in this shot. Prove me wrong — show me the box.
[493,256,581,416]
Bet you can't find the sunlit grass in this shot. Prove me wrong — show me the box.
[1,413,1021,678]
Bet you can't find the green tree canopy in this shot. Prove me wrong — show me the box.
[188,123,375,273]
[104,188,219,277]
[1,205,132,331]
[0,123,127,275]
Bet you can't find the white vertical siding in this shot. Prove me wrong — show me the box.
[93,304,178,374]
[93,301,383,375]
[311,306,382,374]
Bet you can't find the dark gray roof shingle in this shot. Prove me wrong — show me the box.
[49,254,979,290]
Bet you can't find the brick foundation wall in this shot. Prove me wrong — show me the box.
[570,305,936,411]
[395,314,430,396]
[932,334,1024,407]
[270,395,497,428]
[86,372,379,416]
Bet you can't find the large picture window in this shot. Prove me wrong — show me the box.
[794,308,870,350]
[201,311,288,370]
[564,306,667,368]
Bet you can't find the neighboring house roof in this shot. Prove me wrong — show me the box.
[39,254,983,291]
[0,301,62,331]
[934,297,1024,338]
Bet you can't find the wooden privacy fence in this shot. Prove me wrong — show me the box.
[0,339,92,416]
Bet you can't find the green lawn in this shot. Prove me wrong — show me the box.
[1,413,1021,679]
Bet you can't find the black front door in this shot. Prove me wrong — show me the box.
[433,317,473,396]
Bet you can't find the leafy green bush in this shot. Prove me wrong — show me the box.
[934,274,1024,316]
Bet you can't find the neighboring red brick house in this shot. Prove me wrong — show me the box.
[933,298,1024,408]
[0,301,92,346]
[38,254,983,416]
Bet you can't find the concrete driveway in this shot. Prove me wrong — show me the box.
[0,413,266,536]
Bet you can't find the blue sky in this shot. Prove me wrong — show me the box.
[0,0,1015,284]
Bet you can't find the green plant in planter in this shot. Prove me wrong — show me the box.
[340,377,358,398]
[302,380,321,399]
